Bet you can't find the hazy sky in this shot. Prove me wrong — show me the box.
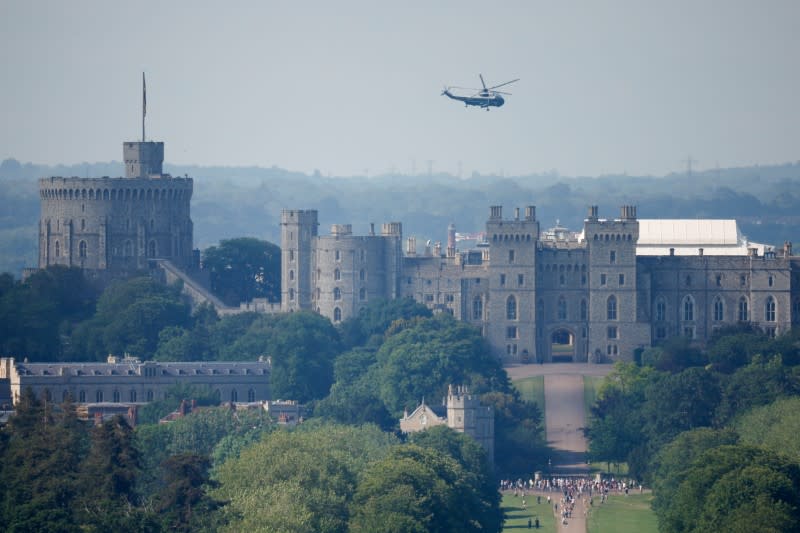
[1,1,798,177]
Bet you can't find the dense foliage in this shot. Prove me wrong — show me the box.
[202,237,280,305]
[584,327,800,531]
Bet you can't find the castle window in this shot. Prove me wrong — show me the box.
[768,275,774,287]
[557,296,567,320]
[506,295,517,320]
[765,326,777,338]
[150,219,154,230]
[148,240,156,257]
[359,269,366,281]
[130,390,137,402]
[81,218,85,230]
[559,274,565,286]
[518,274,524,286]
[683,295,695,321]
[500,274,506,286]
[716,274,723,287]
[147,389,154,401]
[473,297,483,320]
[738,297,749,321]
[506,326,518,339]
[656,326,666,339]
[289,288,295,301]
[607,326,618,339]
[765,296,776,322]
[713,296,724,322]
[740,274,747,287]
[334,268,341,281]
[248,389,256,402]
[359,288,366,301]
[508,250,515,263]
[231,389,238,402]
[333,307,342,322]
[79,390,86,402]
[619,273,625,286]
[335,250,341,261]
[96,390,104,402]
[683,326,696,339]
[581,274,587,285]
[289,249,294,261]
[685,275,692,287]
[607,295,617,320]
[55,240,60,257]
[289,270,294,281]
[655,298,666,321]
[600,273,607,286]
[79,240,87,258]
[333,287,341,300]
[610,250,616,264]
[580,299,587,320]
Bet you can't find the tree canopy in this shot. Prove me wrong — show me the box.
[202,237,280,305]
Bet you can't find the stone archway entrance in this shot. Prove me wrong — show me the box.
[550,328,575,362]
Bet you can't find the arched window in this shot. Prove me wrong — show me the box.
[738,297,749,321]
[334,307,342,322]
[557,296,567,320]
[473,297,483,320]
[506,295,517,320]
[79,240,87,258]
[655,298,666,321]
[55,240,60,257]
[713,296,724,322]
[289,270,294,281]
[683,295,695,321]
[580,299,587,320]
[231,389,238,403]
[248,389,256,402]
[334,268,341,281]
[333,287,341,300]
[765,296,776,322]
[607,295,617,320]
[359,269,366,281]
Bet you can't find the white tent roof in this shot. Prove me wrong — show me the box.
[635,219,771,256]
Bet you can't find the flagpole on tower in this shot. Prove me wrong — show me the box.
[142,72,146,142]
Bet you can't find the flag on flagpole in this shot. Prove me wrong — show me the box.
[143,72,146,117]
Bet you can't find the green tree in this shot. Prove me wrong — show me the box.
[481,391,548,476]
[735,396,800,462]
[338,297,432,349]
[350,444,497,533]
[153,453,224,532]
[715,355,799,424]
[202,237,281,305]
[376,314,510,415]
[214,423,397,533]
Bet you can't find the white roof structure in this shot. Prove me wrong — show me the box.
[636,219,773,256]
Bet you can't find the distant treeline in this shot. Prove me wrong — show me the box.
[2,157,800,276]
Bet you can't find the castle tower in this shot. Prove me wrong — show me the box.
[281,209,318,312]
[123,142,164,178]
[584,205,650,361]
[446,384,494,466]
[486,205,539,362]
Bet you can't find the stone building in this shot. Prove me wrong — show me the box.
[400,385,494,464]
[283,205,800,363]
[38,140,194,273]
[0,356,270,406]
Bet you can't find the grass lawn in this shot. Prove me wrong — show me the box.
[502,492,555,532]
[512,376,546,435]
[586,493,658,533]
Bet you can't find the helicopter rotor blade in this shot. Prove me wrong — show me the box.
[479,74,487,91]
[486,78,520,91]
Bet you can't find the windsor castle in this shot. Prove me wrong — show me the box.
[37,137,800,364]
